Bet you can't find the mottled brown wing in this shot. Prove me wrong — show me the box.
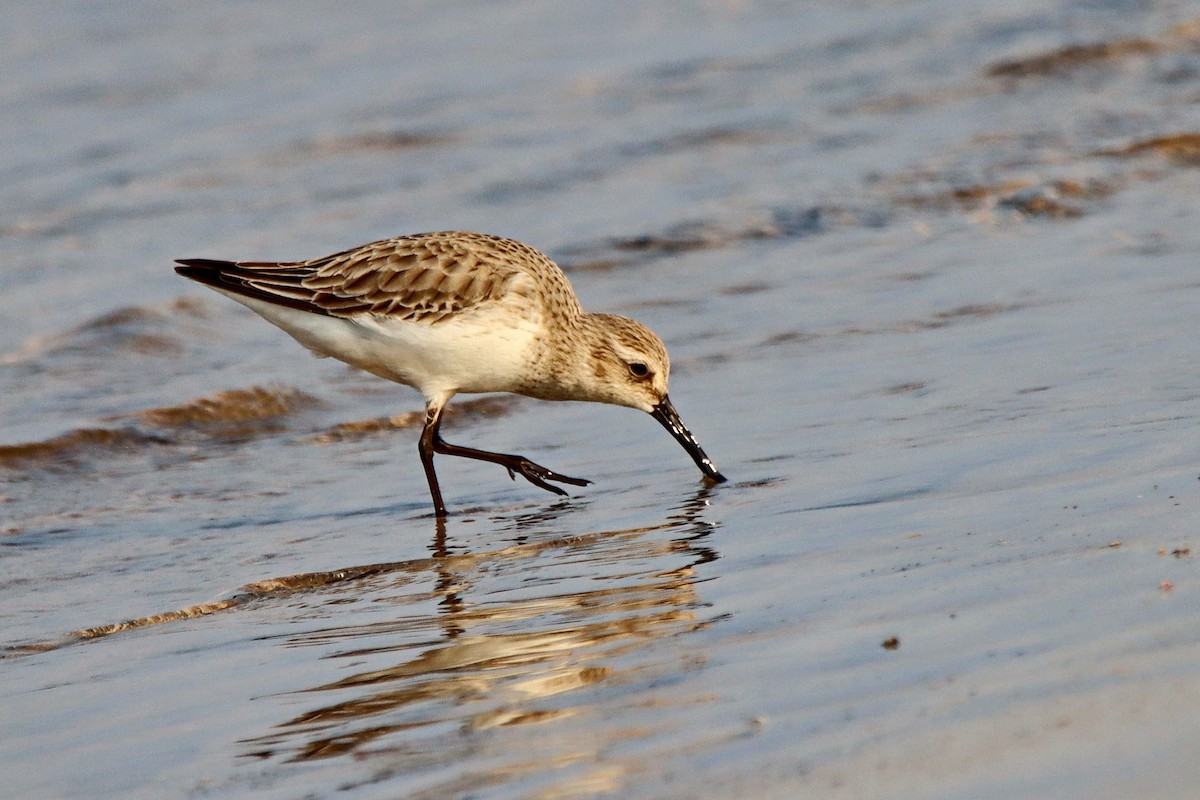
[301,233,525,323]
[176,232,530,323]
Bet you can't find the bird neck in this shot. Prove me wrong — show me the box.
[517,312,617,403]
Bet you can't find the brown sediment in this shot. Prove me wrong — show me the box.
[73,599,242,641]
[0,386,315,470]
[301,130,453,155]
[882,382,927,395]
[896,178,1113,219]
[1095,133,1200,165]
[841,303,1028,338]
[311,396,519,443]
[997,191,1083,220]
[311,410,425,441]
[0,427,168,468]
[0,388,512,472]
[3,298,212,366]
[609,209,828,252]
[4,562,415,655]
[919,303,1026,328]
[561,206,851,271]
[609,225,732,256]
[760,330,819,347]
[861,24,1200,111]
[987,39,1162,78]
[52,306,187,357]
[622,124,785,158]
[719,282,772,296]
[986,18,1200,79]
[137,385,318,427]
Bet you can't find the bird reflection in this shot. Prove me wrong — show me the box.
[240,489,722,776]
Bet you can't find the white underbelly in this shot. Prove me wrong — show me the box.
[214,289,539,398]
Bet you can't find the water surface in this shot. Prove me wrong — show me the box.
[3,2,1199,798]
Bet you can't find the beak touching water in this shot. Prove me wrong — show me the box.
[650,395,728,484]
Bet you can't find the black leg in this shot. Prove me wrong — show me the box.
[433,436,592,495]
[419,403,449,517]
[418,400,590,516]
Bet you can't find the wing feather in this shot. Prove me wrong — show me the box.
[175,232,544,324]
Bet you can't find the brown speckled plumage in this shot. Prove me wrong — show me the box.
[179,231,579,325]
[175,230,725,516]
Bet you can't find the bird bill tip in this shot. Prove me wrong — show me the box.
[650,397,727,484]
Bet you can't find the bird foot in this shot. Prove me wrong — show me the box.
[503,459,592,496]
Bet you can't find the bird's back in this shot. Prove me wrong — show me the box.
[177,231,582,326]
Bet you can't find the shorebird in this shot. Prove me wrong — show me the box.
[175,231,726,516]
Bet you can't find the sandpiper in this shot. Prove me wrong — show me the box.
[175,231,726,516]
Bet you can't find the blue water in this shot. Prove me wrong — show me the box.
[3,2,1200,798]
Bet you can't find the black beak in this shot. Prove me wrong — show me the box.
[650,395,728,484]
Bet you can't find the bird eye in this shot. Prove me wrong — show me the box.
[628,362,649,378]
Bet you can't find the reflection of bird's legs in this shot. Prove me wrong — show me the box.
[430,516,448,559]
[428,516,465,638]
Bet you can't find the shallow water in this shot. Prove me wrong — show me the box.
[3,2,1200,798]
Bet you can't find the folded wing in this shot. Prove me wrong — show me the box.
[176,232,524,324]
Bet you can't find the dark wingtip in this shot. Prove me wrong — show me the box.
[174,258,232,269]
[172,258,334,316]
[174,259,233,283]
